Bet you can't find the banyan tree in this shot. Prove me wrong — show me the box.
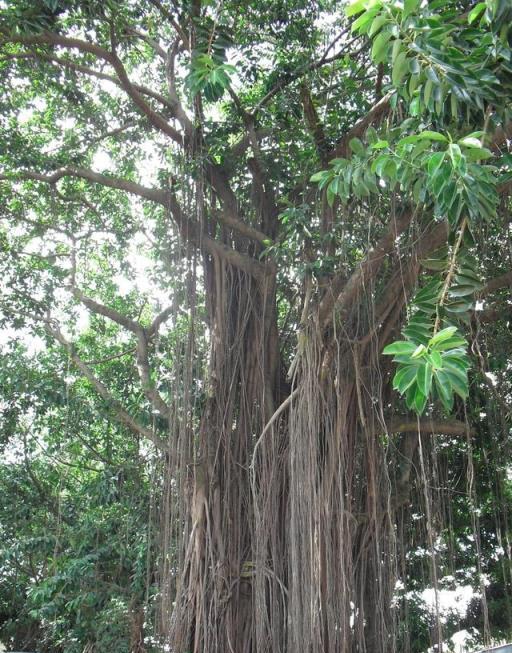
[1,0,512,651]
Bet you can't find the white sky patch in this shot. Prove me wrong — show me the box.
[92,149,114,170]
[485,371,497,386]
[17,108,33,125]
[136,141,163,186]
[0,327,45,357]
[58,116,77,131]
[421,585,475,620]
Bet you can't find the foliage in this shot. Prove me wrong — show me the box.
[0,0,511,651]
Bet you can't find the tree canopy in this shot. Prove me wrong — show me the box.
[0,0,512,651]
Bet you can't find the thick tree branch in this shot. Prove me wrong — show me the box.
[318,208,415,329]
[229,128,273,159]
[328,93,392,160]
[72,287,140,332]
[481,270,512,296]
[206,163,273,245]
[2,168,267,278]
[148,304,177,337]
[71,288,172,418]
[165,39,194,137]
[3,30,184,145]
[383,418,470,437]
[109,48,184,145]
[0,167,168,204]
[2,51,175,112]
[300,83,329,164]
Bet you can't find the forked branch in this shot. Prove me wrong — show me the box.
[72,288,173,418]
[43,318,168,451]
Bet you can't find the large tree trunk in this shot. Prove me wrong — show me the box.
[166,267,405,653]
[169,257,281,653]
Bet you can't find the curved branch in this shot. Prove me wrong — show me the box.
[148,304,177,336]
[71,288,173,418]
[72,287,140,332]
[481,270,512,296]
[1,51,176,112]
[319,208,415,329]
[0,167,168,204]
[328,93,392,160]
[165,39,194,137]
[2,167,267,278]
[124,27,167,59]
[383,418,470,437]
[3,30,184,145]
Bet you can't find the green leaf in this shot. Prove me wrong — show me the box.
[448,143,463,169]
[403,0,420,18]
[372,139,389,150]
[443,369,469,399]
[458,136,482,148]
[414,388,428,414]
[403,326,432,345]
[448,284,477,298]
[349,137,366,156]
[464,147,493,161]
[450,94,458,120]
[445,300,473,313]
[422,257,448,271]
[347,0,369,17]
[409,58,421,75]
[391,38,402,63]
[427,151,446,176]
[455,272,482,287]
[383,341,417,355]
[405,383,417,410]
[418,130,448,143]
[468,2,486,23]
[416,362,433,397]
[412,344,427,358]
[434,371,454,412]
[432,336,467,351]
[409,95,421,116]
[429,350,443,369]
[371,31,392,64]
[393,365,418,394]
[369,13,388,36]
[429,326,458,347]
[443,353,469,371]
[310,170,329,183]
[424,79,434,107]
[351,6,380,32]
[392,51,409,87]
[443,355,470,374]
[414,278,442,302]
[371,153,387,175]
